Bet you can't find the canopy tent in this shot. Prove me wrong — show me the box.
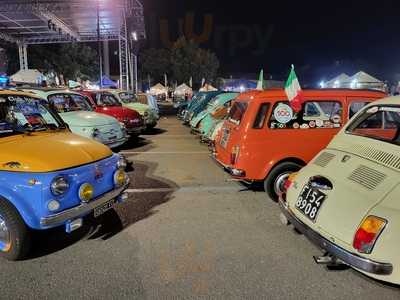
[222,79,257,92]
[96,75,118,88]
[325,73,350,88]
[174,83,193,96]
[10,69,44,84]
[150,83,168,95]
[199,83,218,92]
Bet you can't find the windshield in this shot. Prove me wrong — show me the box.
[119,92,137,104]
[97,93,122,106]
[48,93,93,113]
[0,95,63,136]
[347,105,400,146]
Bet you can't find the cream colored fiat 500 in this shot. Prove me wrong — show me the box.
[279,96,400,284]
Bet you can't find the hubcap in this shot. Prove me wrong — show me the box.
[274,172,291,196]
[0,215,11,252]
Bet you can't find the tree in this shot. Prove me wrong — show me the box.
[170,37,219,89]
[139,48,171,84]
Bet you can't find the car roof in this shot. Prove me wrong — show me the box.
[366,95,400,106]
[234,89,386,103]
[23,89,84,97]
[0,89,41,98]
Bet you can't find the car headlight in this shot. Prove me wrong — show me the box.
[114,169,127,187]
[50,176,69,196]
[79,183,94,203]
[117,155,127,169]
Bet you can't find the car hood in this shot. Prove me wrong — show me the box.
[288,133,400,246]
[60,111,118,127]
[0,131,112,173]
[122,103,150,114]
[97,106,140,119]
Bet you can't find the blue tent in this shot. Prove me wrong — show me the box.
[222,79,257,92]
[96,75,118,88]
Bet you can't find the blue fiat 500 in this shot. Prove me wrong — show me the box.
[0,91,130,260]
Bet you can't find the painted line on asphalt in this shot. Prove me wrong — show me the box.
[126,186,240,193]
[121,151,210,155]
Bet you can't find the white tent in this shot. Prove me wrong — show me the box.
[174,83,192,96]
[10,69,44,84]
[150,83,168,95]
[348,71,381,84]
[348,71,385,91]
[199,83,218,92]
[325,73,350,88]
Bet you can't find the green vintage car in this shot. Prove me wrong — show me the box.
[106,89,159,129]
[24,89,128,148]
[280,96,400,284]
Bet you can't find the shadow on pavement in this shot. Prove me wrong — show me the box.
[27,161,178,259]
[115,137,154,152]
[142,128,167,136]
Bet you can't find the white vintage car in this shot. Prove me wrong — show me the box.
[279,96,400,284]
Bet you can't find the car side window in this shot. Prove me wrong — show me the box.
[349,101,370,119]
[253,103,270,129]
[269,101,342,129]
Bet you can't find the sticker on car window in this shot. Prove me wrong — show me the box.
[273,104,293,124]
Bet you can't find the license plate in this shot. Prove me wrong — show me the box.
[94,199,116,218]
[295,184,326,222]
[220,128,230,148]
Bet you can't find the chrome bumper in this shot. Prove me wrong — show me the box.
[41,183,129,227]
[210,152,246,177]
[278,200,393,276]
[105,136,128,148]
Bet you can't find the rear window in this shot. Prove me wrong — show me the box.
[253,103,270,129]
[347,105,400,145]
[228,101,248,125]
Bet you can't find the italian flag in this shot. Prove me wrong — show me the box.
[285,65,304,112]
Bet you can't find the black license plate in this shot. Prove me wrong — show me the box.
[295,184,326,222]
[94,199,116,218]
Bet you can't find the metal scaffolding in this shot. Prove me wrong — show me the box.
[0,0,145,90]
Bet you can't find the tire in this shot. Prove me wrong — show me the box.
[263,162,302,202]
[0,199,31,261]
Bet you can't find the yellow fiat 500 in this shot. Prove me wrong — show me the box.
[280,96,400,284]
[0,90,129,260]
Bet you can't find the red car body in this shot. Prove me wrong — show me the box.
[79,90,145,135]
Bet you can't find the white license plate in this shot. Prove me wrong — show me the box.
[220,128,230,148]
[94,199,116,218]
[295,184,326,222]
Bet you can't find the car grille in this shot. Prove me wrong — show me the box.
[348,165,387,190]
[313,152,336,168]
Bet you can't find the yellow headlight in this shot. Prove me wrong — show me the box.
[114,170,127,187]
[79,183,94,203]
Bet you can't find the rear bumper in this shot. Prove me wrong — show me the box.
[278,197,393,276]
[210,152,246,178]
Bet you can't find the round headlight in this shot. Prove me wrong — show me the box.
[117,155,127,169]
[79,183,94,203]
[114,170,127,187]
[50,176,69,196]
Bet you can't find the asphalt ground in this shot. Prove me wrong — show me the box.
[1,116,399,299]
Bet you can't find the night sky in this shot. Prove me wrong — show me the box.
[143,0,400,86]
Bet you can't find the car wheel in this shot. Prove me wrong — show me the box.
[0,199,31,261]
[263,162,302,201]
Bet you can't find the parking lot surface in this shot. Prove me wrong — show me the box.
[2,117,399,299]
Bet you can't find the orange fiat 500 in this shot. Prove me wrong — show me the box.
[213,89,386,200]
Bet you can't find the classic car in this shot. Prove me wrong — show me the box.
[24,89,129,148]
[212,89,386,200]
[279,96,400,284]
[182,91,223,125]
[190,92,239,133]
[0,91,129,260]
[103,89,159,129]
[78,90,145,136]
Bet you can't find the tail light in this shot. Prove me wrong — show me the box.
[230,145,240,165]
[283,172,298,191]
[353,216,387,254]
